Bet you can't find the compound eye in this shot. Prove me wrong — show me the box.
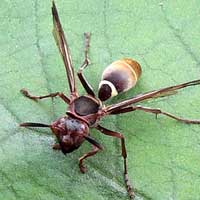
[98,84,112,101]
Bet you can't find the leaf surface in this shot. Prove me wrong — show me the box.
[1,1,200,199]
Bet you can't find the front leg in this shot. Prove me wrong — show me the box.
[79,146,100,173]
[77,32,95,97]
[79,135,103,173]
[21,89,70,104]
[96,125,135,199]
[52,143,61,150]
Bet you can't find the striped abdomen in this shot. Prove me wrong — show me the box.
[98,58,142,101]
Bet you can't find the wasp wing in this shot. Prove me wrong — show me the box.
[105,79,200,113]
[52,1,77,95]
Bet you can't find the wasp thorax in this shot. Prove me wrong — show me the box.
[98,58,142,101]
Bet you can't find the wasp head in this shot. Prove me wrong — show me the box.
[51,116,89,154]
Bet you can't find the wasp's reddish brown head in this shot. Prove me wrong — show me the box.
[51,116,89,154]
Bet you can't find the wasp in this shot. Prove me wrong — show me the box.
[20,1,200,199]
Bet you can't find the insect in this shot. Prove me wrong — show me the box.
[20,1,200,199]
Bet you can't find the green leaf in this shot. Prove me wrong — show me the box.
[1,0,200,199]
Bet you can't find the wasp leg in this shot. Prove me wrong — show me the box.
[52,143,61,150]
[96,125,135,199]
[21,89,70,104]
[77,33,95,97]
[79,135,103,173]
[111,105,200,124]
[79,146,100,173]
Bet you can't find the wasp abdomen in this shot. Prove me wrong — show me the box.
[98,58,142,101]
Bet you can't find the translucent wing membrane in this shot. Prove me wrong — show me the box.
[52,2,77,95]
[106,79,200,113]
